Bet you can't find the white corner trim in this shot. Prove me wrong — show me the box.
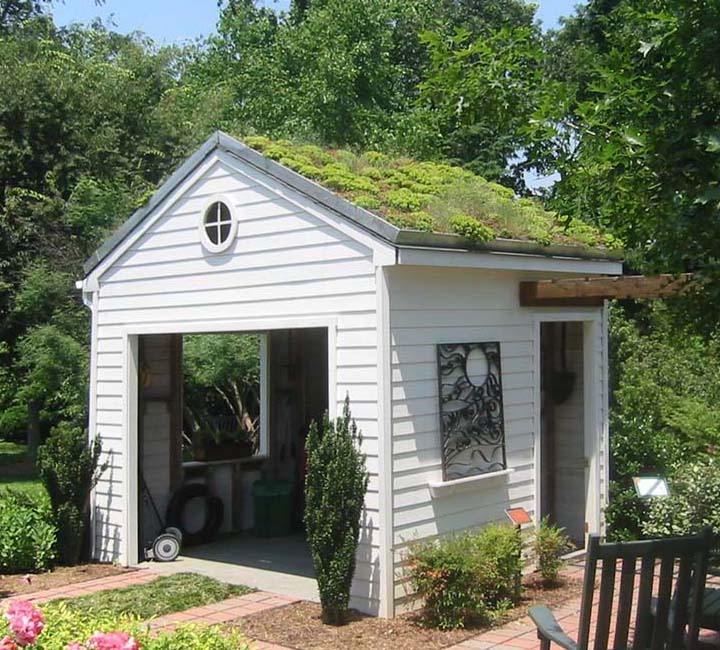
[429,468,515,498]
[375,266,394,618]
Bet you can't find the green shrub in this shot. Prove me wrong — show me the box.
[470,523,523,603]
[449,214,495,244]
[605,304,720,540]
[10,601,251,650]
[643,457,720,557]
[406,524,521,630]
[407,534,488,630]
[0,489,56,572]
[37,422,105,565]
[304,398,369,625]
[533,518,572,585]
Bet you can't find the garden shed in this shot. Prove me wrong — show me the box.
[79,131,622,618]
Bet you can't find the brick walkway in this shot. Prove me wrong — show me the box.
[148,591,299,632]
[0,569,157,606]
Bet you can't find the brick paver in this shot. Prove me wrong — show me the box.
[148,590,299,632]
[0,569,157,606]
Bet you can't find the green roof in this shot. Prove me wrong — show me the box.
[84,132,621,277]
[243,136,619,251]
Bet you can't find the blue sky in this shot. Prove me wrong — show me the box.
[51,1,583,44]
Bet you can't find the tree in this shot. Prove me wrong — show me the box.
[195,0,542,159]
[0,13,208,445]
[183,334,261,449]
[412,22,545,187]
[529,0,720,317]
[0,0,47,31]
[305,399,368,625]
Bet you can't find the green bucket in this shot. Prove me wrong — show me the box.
[252,479,295,537]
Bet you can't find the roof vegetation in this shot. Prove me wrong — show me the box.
[243,136,619,250]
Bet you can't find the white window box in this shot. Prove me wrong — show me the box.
[428,468,515,498]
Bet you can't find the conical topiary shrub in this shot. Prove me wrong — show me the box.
[304,398,369,625]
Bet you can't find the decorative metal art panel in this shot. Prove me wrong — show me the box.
[437,342,506,480]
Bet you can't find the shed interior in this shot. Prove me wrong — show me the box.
[539,320,587,547]
[136,327,328,570]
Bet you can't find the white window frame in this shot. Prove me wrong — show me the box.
[199,195,237,253]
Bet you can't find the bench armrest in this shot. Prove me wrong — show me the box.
[529,605,579,650]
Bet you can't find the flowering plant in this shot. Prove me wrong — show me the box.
[3,600,45,648]
[68,632,139,650]
[2,602,139,650]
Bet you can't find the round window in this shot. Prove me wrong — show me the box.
[200,199,236,252]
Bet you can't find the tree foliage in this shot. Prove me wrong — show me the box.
[605,303,720,540]
[0,11,207,445]
[530,0,720,317]
[183,334,261,448]
[304,399,368,625]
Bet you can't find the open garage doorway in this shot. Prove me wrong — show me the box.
[135,327,328,597]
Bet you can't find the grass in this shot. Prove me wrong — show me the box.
[0,440,29,462]
[0,439,47,500]
[56,573,252,619]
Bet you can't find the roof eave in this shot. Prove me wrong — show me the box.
[394,230,623,263]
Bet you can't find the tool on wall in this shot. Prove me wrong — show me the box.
[549,322,576,405]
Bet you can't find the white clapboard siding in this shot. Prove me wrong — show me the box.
[386,265,605,611]
[89,153,388,615]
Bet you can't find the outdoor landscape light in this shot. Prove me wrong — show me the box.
[632,476,670,499]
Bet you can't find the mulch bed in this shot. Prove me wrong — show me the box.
[0,564,132,599]
[239,574,582,650]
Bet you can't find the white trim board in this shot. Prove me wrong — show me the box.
[532,310,604,542]
[397,247,623,275]
[375,266,394,618]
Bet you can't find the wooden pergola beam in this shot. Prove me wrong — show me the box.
[519,273,694,307]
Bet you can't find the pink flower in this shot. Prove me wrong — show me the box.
[88,632,139,650]
[67,643,86,650]
[0,636,17,650]
[3,601,44,646]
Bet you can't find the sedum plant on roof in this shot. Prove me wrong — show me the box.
[243,136,619,250]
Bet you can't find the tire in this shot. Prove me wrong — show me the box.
[164,526,183,544]
[152,533,181,562]
[166,483,224,546]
